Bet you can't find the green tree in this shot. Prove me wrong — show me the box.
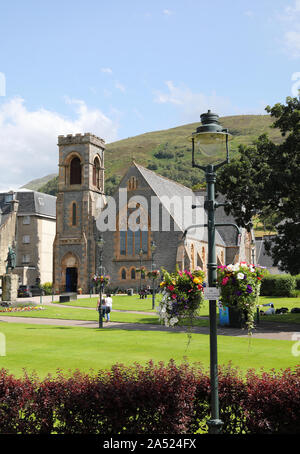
[217,96,300,275]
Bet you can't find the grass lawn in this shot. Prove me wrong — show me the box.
[258,296,300,324]
[0,322,299,379]
[55,294,300,324]
[56,294,159,312]
[0,305,160,325]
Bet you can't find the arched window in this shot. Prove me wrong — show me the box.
[70,157,82,185]
[127,176,137,190]
[131,268,136,280]
[93,157,101,189]
[72,202,77,226]
[119,229,148,256]
[121,268,126,280]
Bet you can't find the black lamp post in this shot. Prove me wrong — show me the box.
[97,235,105,329]
[189,110,232,434]
[139,248,143,295]
[150,241,157,310]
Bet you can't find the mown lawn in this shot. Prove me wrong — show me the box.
[55,294,300,324]
[0,322,299,379]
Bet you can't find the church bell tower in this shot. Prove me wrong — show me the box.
[53,133,106,293]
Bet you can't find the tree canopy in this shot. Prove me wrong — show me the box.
[217,96,300,275]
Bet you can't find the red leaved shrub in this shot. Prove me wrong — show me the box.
[0,362,299,434]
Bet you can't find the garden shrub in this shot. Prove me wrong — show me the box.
[260,274,296,296]
[42,282,53,295]
[0,362,299,434]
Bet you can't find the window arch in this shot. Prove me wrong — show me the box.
[70,157,82,185]
[121,268,127,280]
[72,202,77,226]
[93,156,101,189]
[131,268,136,280]
[127,176,138,190]
[119,229,148,256]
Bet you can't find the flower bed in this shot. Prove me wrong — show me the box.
[0,306,45,313]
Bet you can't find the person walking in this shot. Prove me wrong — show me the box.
[105,293,113,322]
[97,297,106,321]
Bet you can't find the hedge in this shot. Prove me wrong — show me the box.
[260,274,296,297]
[0,361,299,434]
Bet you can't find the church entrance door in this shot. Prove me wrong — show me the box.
[66,267,78,292]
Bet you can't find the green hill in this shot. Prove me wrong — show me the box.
[20,173,57,191]
[34,114,283,196]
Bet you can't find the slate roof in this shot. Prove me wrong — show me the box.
[0,190,56,219]
[133,163,226,246]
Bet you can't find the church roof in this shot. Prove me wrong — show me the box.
[131,162,226,246]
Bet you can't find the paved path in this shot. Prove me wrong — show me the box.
[0,295,299,341]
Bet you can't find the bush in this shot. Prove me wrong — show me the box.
[42,282,53,295]
[260,274,296,296]
[295,275,300,290]
[0,362,299,434]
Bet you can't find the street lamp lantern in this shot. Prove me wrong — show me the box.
[97,235,105,251]
[150,240,156,255]
[190,110,232,165]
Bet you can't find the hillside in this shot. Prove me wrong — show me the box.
[28,114,283,196]
[21,173,57,191]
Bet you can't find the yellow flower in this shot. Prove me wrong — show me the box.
[193,277,202,284]
[160,281,165,287]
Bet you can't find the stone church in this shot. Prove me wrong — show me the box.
[53,132,256,294]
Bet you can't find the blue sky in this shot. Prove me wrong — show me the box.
[0,0,300,189]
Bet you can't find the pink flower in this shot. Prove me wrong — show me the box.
[168,285,175,291]
[171,294,177,299]
[222,277,229,285]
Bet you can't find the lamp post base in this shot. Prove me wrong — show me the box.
[207,418,223,434]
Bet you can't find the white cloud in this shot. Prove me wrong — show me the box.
[163,9,174,16]
[277,0,300,58]
[115,81,126,93]
[0,97,118,190]
[101,67,113,74]
[153,81,241,122]
[284,30,300,58]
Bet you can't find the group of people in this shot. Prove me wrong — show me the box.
[97,293,113,322]
[139,286,151,299]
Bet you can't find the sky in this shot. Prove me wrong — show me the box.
[0,0,300,190]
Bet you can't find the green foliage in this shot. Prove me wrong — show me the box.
[260,274,296,297]
[217,96,300,275]
[38,175,58,196]
[41,282,53,295]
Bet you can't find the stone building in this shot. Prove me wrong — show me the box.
[52,132,256,294]
[52,133,106,293]
[0,190,56,285]
[99,162,256,291]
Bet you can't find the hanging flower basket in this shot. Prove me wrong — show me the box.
[147,269,160,279]
[216,262,265,335]
[92,274,110,288]
[157,268,206,327]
